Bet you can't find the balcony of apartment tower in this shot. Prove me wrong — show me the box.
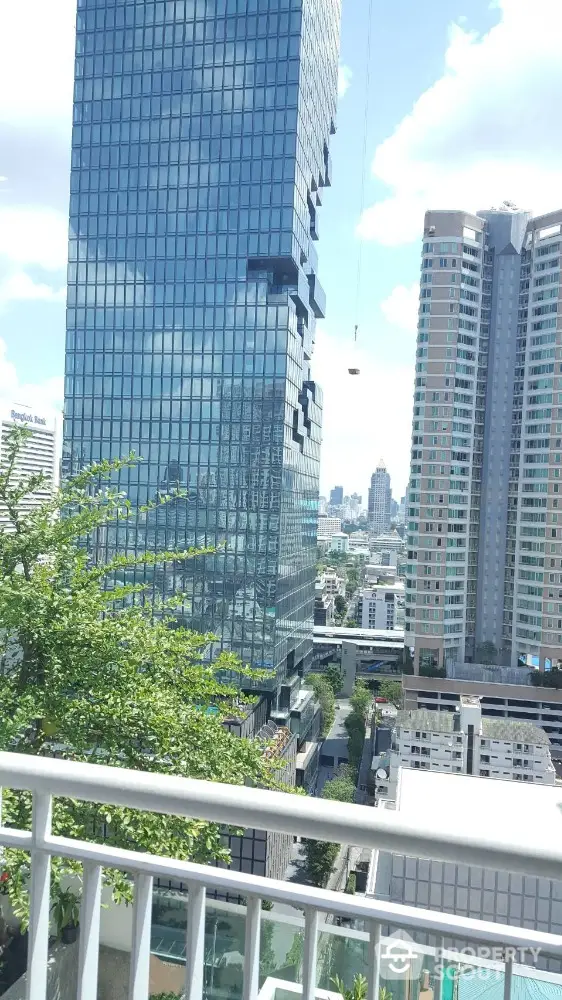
[0,752,560,1000]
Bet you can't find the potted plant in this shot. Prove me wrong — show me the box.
[51,889,80,944]
[332,976,392,1000]
[332,974,368,1000]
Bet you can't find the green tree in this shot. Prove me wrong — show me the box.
[324,663,344,697]
[307,674,335,737]
[476,640,497,666]
[302,838,339,887]
[377,679,402,708]
[334,595,347,618]
[350,681,371,717]
[321,770,355,804]
[344,686,369,779]
[259,918,278,979]
[343,618,358,628]
[0,427,279,928]
[284,931,304,976]
[303,766,355,887]
[344,872,356,895]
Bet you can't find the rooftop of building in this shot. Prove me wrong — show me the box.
[394,768,560,850]
[361,581,404,594]
[371,530,404,543]
[396,707,551,746]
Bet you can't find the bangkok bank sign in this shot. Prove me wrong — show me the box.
[10,409,47,427]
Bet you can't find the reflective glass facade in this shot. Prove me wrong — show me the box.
[64,0,341,693]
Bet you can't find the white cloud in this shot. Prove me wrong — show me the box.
[0,208,68,271]
[0,272,66,307]
[380,282,420,334]
[0,0,75,132]
[0,338,63,416]
[358,0,562,246]
[338,64,352,99]
[313,328,414,499]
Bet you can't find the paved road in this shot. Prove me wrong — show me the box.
[276,700,353,907]
[314,698,352,796]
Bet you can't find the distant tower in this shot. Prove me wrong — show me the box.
[330,485,344,506]
[368,460,391,535]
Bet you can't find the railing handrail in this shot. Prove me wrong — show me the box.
[1,751,560,881]
[0,828,557,954]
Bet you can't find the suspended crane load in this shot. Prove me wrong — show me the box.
[348,325,360,375]
[347,0,373,377]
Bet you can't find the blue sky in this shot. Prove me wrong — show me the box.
[0,0,560,502]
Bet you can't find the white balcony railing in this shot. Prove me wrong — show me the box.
[0,751,561,1000]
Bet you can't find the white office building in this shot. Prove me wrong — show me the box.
[358,582,404,631]
[317,515,342,544]
[375,695,555,801]
[0,403,60,529]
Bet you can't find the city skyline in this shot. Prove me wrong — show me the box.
[6,2,562,497]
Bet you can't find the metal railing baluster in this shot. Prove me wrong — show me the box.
[77,863,102,1000]
[303,907,319,1000]
[433,935,445,1000]
[367,921,381,1000]
[128,873,153,1000]
[503,954,513,1000]
[27,793,52,1000]
[243,895,262,1000]
[185,881,206,1000]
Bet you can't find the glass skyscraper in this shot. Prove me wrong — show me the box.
[64,0,341,696]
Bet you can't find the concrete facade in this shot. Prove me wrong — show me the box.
[374,769,562,971]
[403,672,562,759]
[358,582,404,631]
[375,696,555,801]
[406,207,562,674]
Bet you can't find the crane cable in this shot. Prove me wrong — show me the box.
[353,0,375,349]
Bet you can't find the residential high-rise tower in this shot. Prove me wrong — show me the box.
[63,0,342,697]
[406,206,562,673]
[368,460,391,535]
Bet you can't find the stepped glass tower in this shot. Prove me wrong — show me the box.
[63,0,342,698]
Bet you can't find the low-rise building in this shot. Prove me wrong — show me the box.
[369,530,405,567]
[320,569,345,597]
[314,585,334,626]
[317,515,342,545]
[372,767,562,969]
[330,531,349,554]
[358,581,404,631]
[375,696,556,801]
[403,671,562,760]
